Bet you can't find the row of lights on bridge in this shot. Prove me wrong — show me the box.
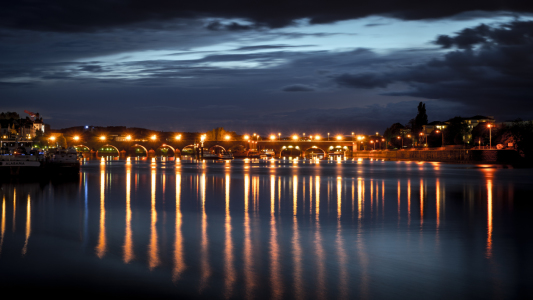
[49,131,392,143]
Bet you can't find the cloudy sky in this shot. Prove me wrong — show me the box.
[1,1,533,135]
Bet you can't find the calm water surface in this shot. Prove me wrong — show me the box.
[1,158,532,299]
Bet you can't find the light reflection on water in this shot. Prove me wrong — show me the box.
[0,159,532,299]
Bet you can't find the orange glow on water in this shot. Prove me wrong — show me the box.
[293,175,298,216]
[243,173,255,297]
[269,174,282,299]
[199,173,210,290]
[173,172,186,281]
[407,179,411,226]
[148,169,160,270]
[337,176,342,219]
[0,196,4,254]
[486,178,493,259]
[22,195,31,256]
[96,167,107,258]
[315,176,320,220]
[420,179,424,226]
[123,164,134,263]
[436,179,440,229]
[224,173,235,297]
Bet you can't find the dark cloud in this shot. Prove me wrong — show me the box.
[206,21,254,31]
[233,44,314,51]
[2,1,533,32]
[364,23,389,27]
[79,65,105,72]
[331,20,533,116]
[335,73,392,89]
[281,84,316,92]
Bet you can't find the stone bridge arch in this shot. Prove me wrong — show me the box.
[156,144,180,157]
[130,144,148,157]
[73,144,91,152]
[181,144,196,156]
[303,146,327,159]
[280,145,302,158]
[208,145,226,154]
[96,144,120,157]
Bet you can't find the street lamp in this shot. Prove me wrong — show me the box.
[407,134,412,148]
[175,134,181,140]
[100,136,106,141]
[435,130,444,147]
[327,132,330,141]
[398,136,403,149]
[270,134,276,141]
[419,132,424,147]
[278,133,281,141]
[126,135,132,141]
[73,136,80,141]
[292,135,298,141]
[225,135,231,141]
[381,138,385,150]
[315,135,321,140]
[244,135,250,140]
[336,135,342,141]
[151,135,156,141]
[370,140,375,150]
[488,124,492,149]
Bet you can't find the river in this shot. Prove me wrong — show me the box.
[0,158,531,299]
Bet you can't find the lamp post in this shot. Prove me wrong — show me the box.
[398,135,403,149]
[200,134,206,158]
[371,140,374,150]
[419,132,424,147]
[327,132,330,141]
[488,124,492,149]
[278,133,281,141]
[381,138,385,150]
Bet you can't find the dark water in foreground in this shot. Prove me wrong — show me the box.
[1,159,532,299]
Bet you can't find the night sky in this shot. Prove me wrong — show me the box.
[1,1,533,134]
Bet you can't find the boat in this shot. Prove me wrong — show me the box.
[44,147,81,174]
[220,152,234,159]
[0,146,80,178]
[202,153,222,159]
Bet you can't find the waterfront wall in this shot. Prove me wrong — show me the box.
[353,149,522,163]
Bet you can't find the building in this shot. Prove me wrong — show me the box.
[422,121,448,135]
[463,115,495,142]
[0,112,46,140]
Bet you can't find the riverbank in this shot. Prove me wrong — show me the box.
[352,149,523,164]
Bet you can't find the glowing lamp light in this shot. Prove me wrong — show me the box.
[175,135,181,140]
[397,136,401,139]
[151,135,157,141]
[270,135,276,140]
[201,135,206,142]
[370,141,374,143]
[336,135,342,140]
[99,136,106,141]
[126,135,132,141]
[315,135,321,140]
[73,136,80,141]
[225,135,231,140]
[244,135,250,140]
[49,136,56,141]
[292,135,298,140]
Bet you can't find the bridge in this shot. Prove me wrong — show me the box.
[71,139,357,158]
